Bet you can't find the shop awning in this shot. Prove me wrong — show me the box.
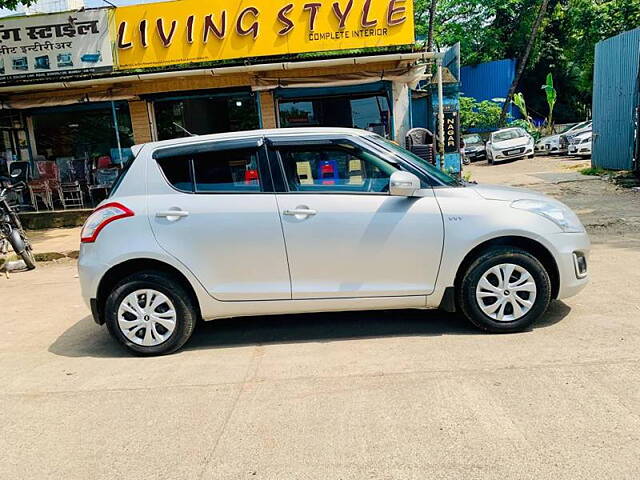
[2,89,137,110]
[252,65,428,92]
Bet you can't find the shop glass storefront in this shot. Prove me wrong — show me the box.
[30,102,134,164]
[277,83,392,138]
[0,110,30,175]
[152,90,260,141]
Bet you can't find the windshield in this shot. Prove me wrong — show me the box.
[556,123,577,134]
[569,121,590,132]
[464,134,482,144]
[492,129,524,142]
[366,136,459,187]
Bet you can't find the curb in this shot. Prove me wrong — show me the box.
[0,250,79,266]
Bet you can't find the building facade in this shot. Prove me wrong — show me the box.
[0,0,458,206]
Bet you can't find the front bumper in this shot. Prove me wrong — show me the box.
[492,146,534,161]
[466,149,486,160]
[551,231,591,300]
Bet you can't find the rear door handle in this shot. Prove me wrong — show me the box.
[283,208,317,217]
[156,210,189,219]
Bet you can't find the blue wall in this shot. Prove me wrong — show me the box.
[592,28,640,171]
[411,96,429,129]
[460,59,519,119]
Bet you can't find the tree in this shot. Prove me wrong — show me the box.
[541,73,557,132]
[459,96,504,132]
[499,0,550,125]
[0,0,34,9]
[414,0,640,122]
[426,0,438,51]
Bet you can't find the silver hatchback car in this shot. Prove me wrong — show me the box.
[79,128,590,355]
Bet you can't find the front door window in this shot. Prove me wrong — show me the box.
[278,146,398,194]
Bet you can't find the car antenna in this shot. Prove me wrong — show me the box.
[173,122,198,137]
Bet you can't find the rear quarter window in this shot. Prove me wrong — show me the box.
[157,156,193,192]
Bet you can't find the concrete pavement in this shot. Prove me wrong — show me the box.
[1,156,640,479]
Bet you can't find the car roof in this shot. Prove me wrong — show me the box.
[134,127,375,152]
[495,127,521,132]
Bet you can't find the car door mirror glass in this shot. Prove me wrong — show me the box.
[389,171,421,197]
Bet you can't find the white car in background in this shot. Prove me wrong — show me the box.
[535,123,577,154]
[559,121,592,154]
[486,127,535,165]
[568,131,592,157]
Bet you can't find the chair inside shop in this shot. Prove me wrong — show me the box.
[28,160,62,211]
[406,128,437,165]
[56,157,86,210]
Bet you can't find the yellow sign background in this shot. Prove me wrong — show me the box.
[114,0,415,70]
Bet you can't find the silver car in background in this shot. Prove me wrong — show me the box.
[78,128,590,355]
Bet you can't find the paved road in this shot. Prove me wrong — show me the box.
[2,157,640,479]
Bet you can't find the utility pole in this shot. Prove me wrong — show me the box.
[436,58,445,169]
[499,0,550,125]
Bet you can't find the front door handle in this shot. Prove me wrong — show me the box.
[283,208,317,217]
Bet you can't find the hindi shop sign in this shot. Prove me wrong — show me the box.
[0,10,113,84]
[114,0,415,70]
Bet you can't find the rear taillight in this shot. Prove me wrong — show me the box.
[81,202,134,243]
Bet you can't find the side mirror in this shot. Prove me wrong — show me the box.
[10,169,22,178]
[389,171,421,197]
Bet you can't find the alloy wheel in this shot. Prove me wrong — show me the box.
[475,263,537,322]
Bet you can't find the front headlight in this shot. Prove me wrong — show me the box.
[511,199,585,233]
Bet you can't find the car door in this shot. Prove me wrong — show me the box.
[268,137,444,300]
[148,139,291,301]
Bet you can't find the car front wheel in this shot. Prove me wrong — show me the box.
[457,247,552,333]
[105,271,197,356]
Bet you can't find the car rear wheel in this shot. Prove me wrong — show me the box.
[105,271,197,356]
[457,247,552,333]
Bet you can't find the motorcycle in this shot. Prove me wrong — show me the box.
[0,170,36,271]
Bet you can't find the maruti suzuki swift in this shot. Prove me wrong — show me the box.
[78,128,590,356]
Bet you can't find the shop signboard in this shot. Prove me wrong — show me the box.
[443,110,460,153]
[114,0,415,70]
[0,10,113,85]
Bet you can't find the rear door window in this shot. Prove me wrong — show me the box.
[156,147,262,193]
[193,149,260,192]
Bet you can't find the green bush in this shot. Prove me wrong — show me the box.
[459,96,503,132]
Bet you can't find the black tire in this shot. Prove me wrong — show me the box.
[105,271,197,356]
[20,245,36,270]
[487,153,494,165]
[457,247,552,333]
[8,228,36,270]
